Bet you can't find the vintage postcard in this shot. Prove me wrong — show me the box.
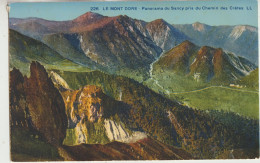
[8,0,259,161]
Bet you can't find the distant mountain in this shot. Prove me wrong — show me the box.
[153,40,256,83]
[9,12,258,78]
[41,13,189,75]
[9,12,188,79]
[9,12,110,40]
[146,19,188,51]
[42,14,160,70]
[10,12,258,70]
[173,22,258,65]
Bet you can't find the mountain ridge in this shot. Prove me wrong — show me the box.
[153,40,256,83]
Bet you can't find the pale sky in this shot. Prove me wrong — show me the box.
[9,0,258,26]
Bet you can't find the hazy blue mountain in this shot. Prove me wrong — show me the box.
[173,22,258,65]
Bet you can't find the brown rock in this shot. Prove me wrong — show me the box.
[23,61,68,146]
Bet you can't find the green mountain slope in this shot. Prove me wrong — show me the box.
[52,69,259,159]
[10,62,193,161]
[9,29,90,75]
[237,68,259,90]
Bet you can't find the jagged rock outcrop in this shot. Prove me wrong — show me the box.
[104,119,130,141]
[9,68,30,128]
[50,71,70,91]
[10,62,69,161]
[23,61,68,146]
[61,85,134,145]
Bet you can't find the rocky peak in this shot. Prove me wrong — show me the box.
[19,61,68,146]
[177,40,196,49]
[229,25,257,39]
[147,19,169,30]
[197,46,216,58]
[116,14,131,21]
[192,22,206,32]
[73,12,104,23]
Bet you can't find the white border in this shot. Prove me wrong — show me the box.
[1,0,259,162]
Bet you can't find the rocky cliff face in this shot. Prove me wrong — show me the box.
[50,71,70,91]
[146,19,188,51]
[10,68,30,128]
[60,84,137,145]
[10,62,69,161]
[61,85,104,124]
[104,119,130,142]
[22,61,68,146]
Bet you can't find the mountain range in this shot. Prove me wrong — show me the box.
[9,12,258,82]
[173,22,258,65]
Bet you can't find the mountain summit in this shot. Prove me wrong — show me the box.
[73,12,104,23]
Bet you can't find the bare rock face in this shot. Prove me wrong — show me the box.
[78,86,104,122]
[62,85,104,124]
[9,67,30,128]
[23,61,68,146]
[50,71,70,91]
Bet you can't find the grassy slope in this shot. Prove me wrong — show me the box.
[170,87,258,119]
[144,70,259,119]
[11,127,62,161]
[237,68,259,90]
[9,29,91,75]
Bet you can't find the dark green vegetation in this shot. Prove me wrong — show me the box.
[237,68,259,90]
[11,127,62,161]
[144,70,259,119]
[10,62,193,161]
[53,69,259,159]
